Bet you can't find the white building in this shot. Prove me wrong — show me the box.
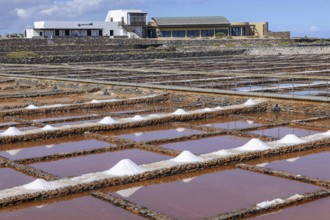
[25,9,147,39]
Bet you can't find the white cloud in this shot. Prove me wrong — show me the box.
[15,8,34,19]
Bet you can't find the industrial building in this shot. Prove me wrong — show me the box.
[25,9,289,39]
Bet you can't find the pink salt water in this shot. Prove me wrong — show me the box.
[161,135,250,154]
[262,150,330,180]
[30,149,171,177]
[0,138,112,160]
[249,126,322,138]
[0,196,145,220]
[192,117,264,129]
[110,169,320,220]
[0,168,35,190]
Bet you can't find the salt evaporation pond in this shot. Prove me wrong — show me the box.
[31,149,171,177]
[249,126,322,138]
[0,168,35,190]
[252,197,330,220]
[161,135,250,154]
[0,196,145,220]
[109,169,320,220]
[111,125,203,142]
[262,150,330,180]
[192,117,264,130]
[0,138,112,160]
[241,112,308,122]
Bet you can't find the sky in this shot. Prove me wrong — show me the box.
[1,0,329,38]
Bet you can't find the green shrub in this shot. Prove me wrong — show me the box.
[215,32,227,39]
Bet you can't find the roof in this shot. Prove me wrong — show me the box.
[152,16,230,27]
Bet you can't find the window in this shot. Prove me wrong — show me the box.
[129,13,146,25]
[231,27,241,36]
[160,31,171,37]
[39,32,43,36]
[187,30,200,37]
[110,30,114,36]
[172,30,185,38]
[242,27,247,36]
[201,30,214,37]
[215,29,229,36]
[65,30,70,36]
[98,30,103,36]
[87,30,91,36]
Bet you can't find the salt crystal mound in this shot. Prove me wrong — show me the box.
[131,115,145,121]
[202,108,213,112]
[116,186,142,198]
[256,198,284,209]
[171,151,203,163]
[6,149,22,156]
[176,127,186,132]
[98,116,117,124]
[104,159,145,176]
[246,120,254,125]
[90,99,100,104]
[45,144,55,148]
[42,125,58,131]
[25,105,39,110]
[172,109,187,115]
[243,99,256,106]
[2,127,23,136]
[214,106,223,110]
[213,149,231,156]
[134,132,143,137]
[236,139,271,152]
[23,179,54,190]
[322,130,330,136]
[278,134,306,144]
[182,177,196,183]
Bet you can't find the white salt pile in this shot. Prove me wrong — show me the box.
[171,151,203,163]
[278,134,306,144]
[286,157,300,162]
[176,128,186,132]
[288,194,303,201]
[98,116,117,124]
[322,130,330,136]
[42,125,58,131]
[243,99,256,106]
[182,177,196,183]
[134,132,143,137]
[213,149,231,156]
[256,163,269,167]
[25,105,39,110]
[256,198,284,209]
[2,127,23,136]
[131,115,145,121]
[6,149,22,156]
[202,108,213,112]
[43,104,65,108]
[214,106,223,110]
[45,144,55,148]
[90,99,100,104]
[246,120,254,125]
[236,139,270,152]
[116,186,142,198]
[23,179,54,190]
[172,109,187,115]
[105,159,145,176]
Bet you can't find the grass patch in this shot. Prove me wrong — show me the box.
[6,51,39,58]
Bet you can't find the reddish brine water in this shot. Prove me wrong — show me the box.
[0,196,145,220]
[161,135,250,154]
[249,126,322,139]
[31,149,171,177]
[110,169,320,220]
[0,168,35,190]
[0,139,112,160]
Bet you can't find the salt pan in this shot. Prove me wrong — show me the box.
[25,105,39,109]
[42,125,58,131]
[236,138,270,151]
[171,151,203,163]
[172,109,187,115]
[98,116,117,124]
[278,134,306,144]
[105,159,145,176]
[2,127,23,136]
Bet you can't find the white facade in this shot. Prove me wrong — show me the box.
[25,9,147,38]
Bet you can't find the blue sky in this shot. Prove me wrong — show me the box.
[1,0,329,37]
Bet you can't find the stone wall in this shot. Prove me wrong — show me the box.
[266,31,291,39]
